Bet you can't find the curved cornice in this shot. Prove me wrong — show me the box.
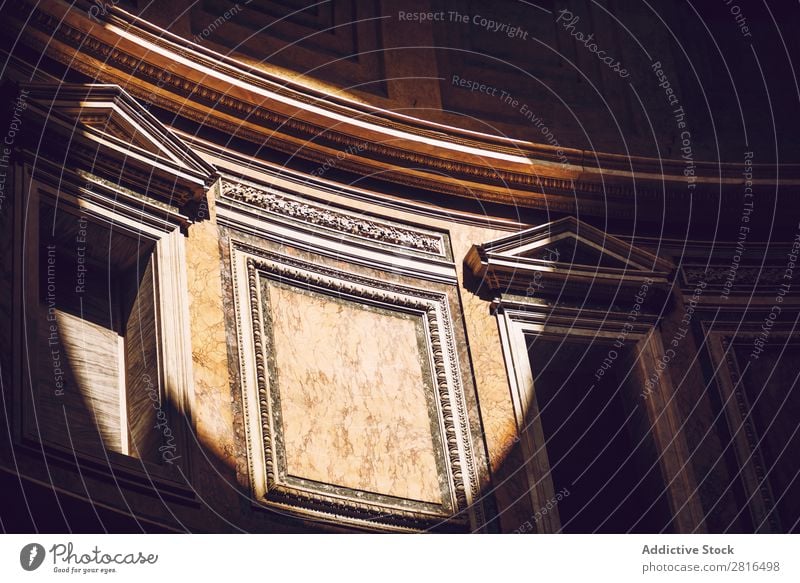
[5,0,799,219]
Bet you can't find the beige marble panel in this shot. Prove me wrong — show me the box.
[267,280,441,505]
[449,224,537,529]
[185,193,238,472]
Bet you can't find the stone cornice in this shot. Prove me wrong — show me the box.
[5,0,799,219]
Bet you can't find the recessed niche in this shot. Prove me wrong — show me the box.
[527,337,673,533]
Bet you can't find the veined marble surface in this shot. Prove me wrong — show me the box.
[266,280,442,505]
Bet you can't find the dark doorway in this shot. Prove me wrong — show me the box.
[527,337,673,533]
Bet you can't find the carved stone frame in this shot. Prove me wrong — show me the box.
[230,241,484,532]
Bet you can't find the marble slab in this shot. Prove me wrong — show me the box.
[266,280,442,505]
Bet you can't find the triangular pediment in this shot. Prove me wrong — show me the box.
[21,83,216,206]
[517,234,630,269]
[466,217,673,300]
[75,107,170,159]
[478,217,672,274]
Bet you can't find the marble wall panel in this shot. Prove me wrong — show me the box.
[185,191,238,472]
[266,280,441,504]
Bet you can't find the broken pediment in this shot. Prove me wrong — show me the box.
[465,217,674,306]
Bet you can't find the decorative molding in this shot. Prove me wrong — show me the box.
[682,265,788,289]
[221,180,445,256]
[494,296,661,336]
[484,221,703,532]
[721,337,779,531]
[231,242,483,532]
[191,0,388,98]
